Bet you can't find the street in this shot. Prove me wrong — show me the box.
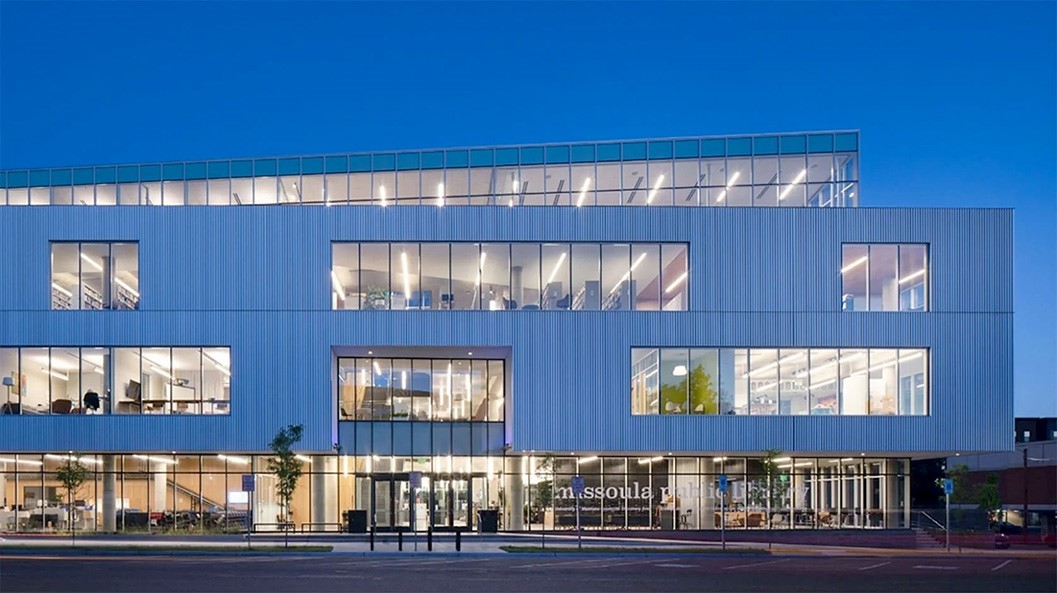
[2,553,1054,593]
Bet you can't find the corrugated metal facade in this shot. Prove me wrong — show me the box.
[0,206,1013,455]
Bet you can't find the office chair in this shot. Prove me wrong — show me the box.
[51,399,73,414]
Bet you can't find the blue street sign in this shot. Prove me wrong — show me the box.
[718,474,728,493]
[409,471,423,489]
[943,478,953,495]
[571,475,585,495]
[242,474,255,492]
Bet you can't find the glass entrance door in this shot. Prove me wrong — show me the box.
[372,475,412,530]
[432,477,471,529]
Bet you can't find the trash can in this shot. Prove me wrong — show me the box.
[477,509,499,533]
[345,509,368,533]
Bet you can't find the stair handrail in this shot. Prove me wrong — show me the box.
[919,511,945,531]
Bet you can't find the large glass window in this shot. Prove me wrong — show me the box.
[841,244,928,312]
[332,243,688,311]
[632,347,928,416]
[51,242,139,310]
[5,135,858,210]
[0,347,229,415]
[339,357,505,422]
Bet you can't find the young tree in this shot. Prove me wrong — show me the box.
[55,456,90,545]
[975,474,1003,532]
[759,449,788,529]
[268,424,304,548]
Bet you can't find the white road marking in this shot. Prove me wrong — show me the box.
[990,560,1013,571]
[858,561,891,571]
[723,558,793,570]
[583,558,674,569]
[656,563,697,568]
[913,565,958,570]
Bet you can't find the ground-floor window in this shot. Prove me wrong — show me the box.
[0,454,909,532]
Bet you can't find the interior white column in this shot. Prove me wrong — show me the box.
[505,457,525,531]
[101,455,116,532]
[700,458,715,528]
[311,456,336,525]
[153,463,167,515]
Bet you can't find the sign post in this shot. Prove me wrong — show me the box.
[718,474,728,550]
[409,471,422,552]
[571,475,585,550]
[943,478,953,552]
[242,474,255,549]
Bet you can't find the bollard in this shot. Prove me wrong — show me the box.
[541,530,545,550]
[369,529,375,551]
[398,530,404,551]
[427,528,433,551]
[455,529,461,552]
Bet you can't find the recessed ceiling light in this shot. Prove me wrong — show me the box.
[367,350,373,355]
[468,351,473,356]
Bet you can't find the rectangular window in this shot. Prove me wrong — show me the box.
[631,347,928,416]
[841,244,928,312]
[0,346,229,415]
[51,242,139,310]
[338,356,504,422]
[332,243,689,311]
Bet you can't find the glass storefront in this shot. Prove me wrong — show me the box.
[0,453,908,533]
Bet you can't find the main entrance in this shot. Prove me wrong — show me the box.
[370,473,478,531]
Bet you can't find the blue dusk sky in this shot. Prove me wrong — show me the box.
[1,2,1053,415]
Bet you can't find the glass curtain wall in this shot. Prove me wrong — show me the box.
[0,453,905,533]
[50,243,139,310]
[631,347,929,416]
[4,133,859,209]
[841,244,928,312]
[338,357,504,422]
[0,347,230,415]
[332,243,688,311]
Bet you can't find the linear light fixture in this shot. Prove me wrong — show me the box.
[150,364,173,380]
[713,457,727,462]
[80,253,104,272]
[218,454,250,465]
[0,457,44,466]
[45,454,102,466]
[744,352,805,379]
[645,174,666,205]
[133,454,177,465]
[715,170,741,203]
[436,183,445,207]
[115,278,140,298]
[373,361,382,375]
[202,351,231,377]
[840,256,868,274]
[401,251,412,299]
[330,270,346,301]
[610,252,649,294]
[474,251,488,286]
[295,454,312,463]
[41,367,69,381]
[579,456,599,464]
[898,269,926,284]
[778,169,807,201]
[378,185,388,207]
[51,282,73,298]
[575,177,592,207]
[545,252,567,286]
[795,351,866,378]
[637,456,664,465]
[664,271,688,294]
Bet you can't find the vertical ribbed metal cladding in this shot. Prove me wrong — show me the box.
[0,205,1012,455]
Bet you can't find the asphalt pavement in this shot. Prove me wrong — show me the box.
[2,552,1055,593]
